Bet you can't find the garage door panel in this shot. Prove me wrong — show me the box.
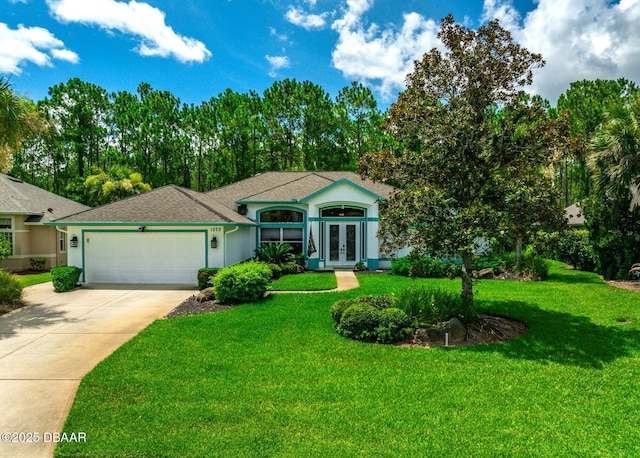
[85,232,205,284]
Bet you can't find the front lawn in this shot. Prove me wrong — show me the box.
[270,272,338,291]
[57,263,640,457]
[17,271,52,287]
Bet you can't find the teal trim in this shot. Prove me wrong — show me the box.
[307,258,320,270]
[80,229,209,283]
[368,259,379,270]
[300,178,382,203]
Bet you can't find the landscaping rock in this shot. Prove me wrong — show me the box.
[415,318,467,344]
[473,268,495,279]
[195,287,216,302]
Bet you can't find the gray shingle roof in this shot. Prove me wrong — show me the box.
[0,173,89,223]
[207,171,394,208]
[52,185,255,225]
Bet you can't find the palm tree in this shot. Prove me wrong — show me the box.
[589,95,640,196]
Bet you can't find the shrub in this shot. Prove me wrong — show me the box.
[212,261,272,304]
[374,308,413,344]
[331,295,412,344]
[533,230,596,271]
[0,269,23,305]
[280,262,300,275]
[197,267,220,290]
[473,253,504,273]
[391,255,460,278]
[267,263,282,280]
[503,250,550,281]
[336,303,380,342]
[255,243,294,265]
[0,234,11,261]
[393,285,477,326]
[30,257,47,271]
[51,266,82,293]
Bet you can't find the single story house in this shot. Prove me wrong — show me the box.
[0,173,89,271]
[50,171,404,285]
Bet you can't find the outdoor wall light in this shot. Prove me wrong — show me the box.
[70,235,78,248]
[210,236,218,249]
[138,226,146,232]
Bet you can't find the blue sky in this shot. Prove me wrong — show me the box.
[2,0,640,108]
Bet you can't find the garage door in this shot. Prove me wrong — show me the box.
[84,231,206,284]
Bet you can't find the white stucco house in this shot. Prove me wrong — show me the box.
[49,172,402,285]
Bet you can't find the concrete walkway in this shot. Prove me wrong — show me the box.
[334,270,360,291]
[0,282,194,458]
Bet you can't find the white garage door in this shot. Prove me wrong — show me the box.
[84,231,206,284]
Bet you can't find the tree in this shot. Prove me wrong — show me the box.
[84,166,151,205]
[361,15,547,305]
[0,77,45,172]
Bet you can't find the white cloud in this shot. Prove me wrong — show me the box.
[0,22,79,74]
[285,6,328,30]
[331,1,439,100]
[46,0,212,63]
[483,0,640,103]
[266,54,290,77]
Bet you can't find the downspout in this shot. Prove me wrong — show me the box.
[223,226,240,266]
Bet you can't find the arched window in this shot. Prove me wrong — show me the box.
[320,207,364,218]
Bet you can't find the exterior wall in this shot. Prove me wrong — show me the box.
[0,215,62,271]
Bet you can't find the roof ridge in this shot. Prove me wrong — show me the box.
[172,185,234,222]
[237,171,330,201]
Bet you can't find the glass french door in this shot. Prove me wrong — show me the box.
[327,223,358,266]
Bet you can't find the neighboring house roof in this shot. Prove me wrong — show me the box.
[51,184,256,225]
[565,203,585,226]
[0,173,89,223]
[207,171,395,208]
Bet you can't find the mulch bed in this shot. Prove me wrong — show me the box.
[605,280,640,292]
[164,295,233,318]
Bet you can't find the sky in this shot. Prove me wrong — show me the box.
[1,0,640,109]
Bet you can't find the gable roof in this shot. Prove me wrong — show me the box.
[207,171,394,208]
[0,173,89,223]
[50,185,255,225]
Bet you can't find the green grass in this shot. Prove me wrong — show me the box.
[17,271,52,287]
[57,262,640,457]
[270,272,338,291]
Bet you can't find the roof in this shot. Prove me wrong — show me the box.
[51,185,256,225]
[207,171,395,208]
[0,173,89,223]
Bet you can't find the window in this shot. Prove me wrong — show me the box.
[59,231,66,253]
[259,209,304,223]
[258,209,304,255]
[0,218,13,255]
[321,207,365,218]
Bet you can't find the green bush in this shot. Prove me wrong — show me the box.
[374,308,413,344]
[331,295,412,344]
[267,263,282,280]
[212,261,272,304]
[0,234,11,261]
[392,285,477,326]
[336,303,381,342]
[0,269,23,305]
[255,243,294,265]
[502,250,551,281]
[29,257,47,271]
[280,262,300,275]
[473,253,505,273]
[391,255,460,278]
[51,266,82,292]
[534,230,596,271]
[197,267,220,290]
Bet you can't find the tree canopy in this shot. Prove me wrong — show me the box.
[361,15,561,304]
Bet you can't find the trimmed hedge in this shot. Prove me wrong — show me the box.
[51,266,82,292]
[212,261,272,304]
[197,267,220,290]
[332,295,412,344]
[391,255,461,279]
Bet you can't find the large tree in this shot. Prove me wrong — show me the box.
[361,15,551,305]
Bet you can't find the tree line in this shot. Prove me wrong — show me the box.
[7,78,390,204]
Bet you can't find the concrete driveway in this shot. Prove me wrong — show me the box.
[0,282,194,458]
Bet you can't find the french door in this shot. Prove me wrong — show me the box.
[326,222,359,267]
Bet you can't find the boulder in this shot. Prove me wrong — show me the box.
[415,318,467,344]
[195,287,216,302]
[473,268,495,279]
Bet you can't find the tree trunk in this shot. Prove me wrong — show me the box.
[460,252,474,306]
[515,235,523,269]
